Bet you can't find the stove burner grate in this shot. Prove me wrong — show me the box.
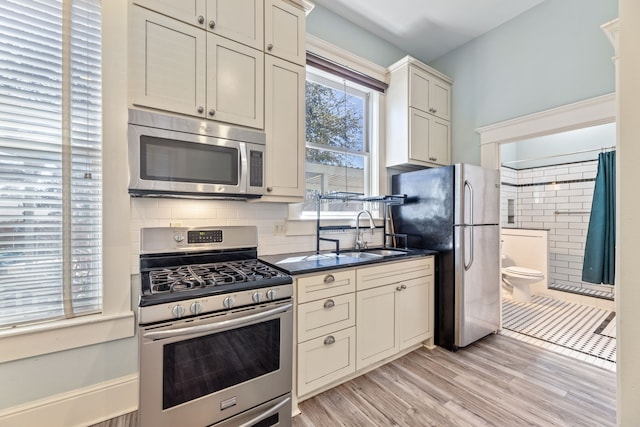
[148,259,284,294]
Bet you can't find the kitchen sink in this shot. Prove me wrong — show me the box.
[340,251,383,260]
[339,248,408,260]
[364,248,408,257]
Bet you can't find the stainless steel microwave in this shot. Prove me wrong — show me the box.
[128,110,265,199]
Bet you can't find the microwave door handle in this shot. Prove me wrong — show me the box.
[237,396,291,427]
[143,303,292,340]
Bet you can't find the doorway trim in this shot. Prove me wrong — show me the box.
[476,93,616,169]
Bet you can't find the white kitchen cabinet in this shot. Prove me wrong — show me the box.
[263,55,305,200]
[386,56,452,168]
[409,65,451,121]
[133,0,206,28]
[131,7,207,118]
[131,7,264,128]
[297,327,356,397]
[207,33,264,128]
[356,257,434,370]
[356,283,398,369]
[408,108,451,166]
[133,0,263,50]
[265,0,306,66]
[206,0,263,50]
[296,268,356,398]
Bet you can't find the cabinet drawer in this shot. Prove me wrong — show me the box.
[357,257,433,291]
[297,293,355,343]
[297,270,355,303]
[297,327,356,397]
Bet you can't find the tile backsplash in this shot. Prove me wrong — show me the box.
[129,198,383,274]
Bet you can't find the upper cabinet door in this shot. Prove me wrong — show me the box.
[408,66,431,113]
[206,34,264,129]
[265,0,306,66]
[206,0,263,50]
[264,56,305,199]
[430,78,451,121]
[131,7,207,118]
[133,0,207,28]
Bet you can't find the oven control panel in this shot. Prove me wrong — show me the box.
[138,283,293,324]
[188,229,223,244]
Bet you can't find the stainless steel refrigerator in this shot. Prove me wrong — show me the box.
[391,163,500,351]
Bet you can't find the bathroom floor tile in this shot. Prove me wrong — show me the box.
[501,295,616,371]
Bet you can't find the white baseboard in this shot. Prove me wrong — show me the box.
[0,374,138,427]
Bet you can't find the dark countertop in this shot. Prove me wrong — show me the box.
[260,247,438,275]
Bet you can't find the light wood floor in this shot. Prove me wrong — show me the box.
[92,334,616,427]
[292,334,616,427]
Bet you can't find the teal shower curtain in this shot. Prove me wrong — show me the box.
[582,150,616,285]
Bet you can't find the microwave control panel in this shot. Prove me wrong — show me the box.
[249,150,263,188]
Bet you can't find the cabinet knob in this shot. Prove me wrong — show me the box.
[323,299,335,309]
[323,274,335,284]
[323,335,336,345]
[266,187,273,192]
[209,20,215,29]
[209,109,216,116]
[401,284,407,290]
[267,43,273,51]
[197,106,204,114]
[197,15,205,24]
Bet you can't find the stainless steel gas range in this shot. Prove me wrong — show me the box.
[137,226,293,427]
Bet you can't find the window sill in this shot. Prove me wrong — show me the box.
[0,311,135,363]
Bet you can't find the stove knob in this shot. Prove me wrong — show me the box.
[172,304,185,318]
[223,297,235,309]
[190,301,203,315]
[252,292,263,303]
[266,289,277,301]
[174,233,185,243]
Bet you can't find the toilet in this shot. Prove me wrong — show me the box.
[501,266,544,302]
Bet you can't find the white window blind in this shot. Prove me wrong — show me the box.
[0,0,102,328]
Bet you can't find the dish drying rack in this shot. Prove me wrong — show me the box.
[314,192,407,254]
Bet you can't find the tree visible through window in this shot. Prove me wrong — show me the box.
[304,68,369,212]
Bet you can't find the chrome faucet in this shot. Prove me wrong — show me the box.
[355,210,375,250]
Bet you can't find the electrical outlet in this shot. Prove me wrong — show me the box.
[170,221,183,227]
[272,221,286,235]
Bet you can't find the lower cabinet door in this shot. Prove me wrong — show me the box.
[399,275,433,349]
[297,327,356,397]
[356,284,398,370]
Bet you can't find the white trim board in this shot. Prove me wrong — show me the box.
[0,374,138,427]
[305,33,389,83]
[477,93,616,146]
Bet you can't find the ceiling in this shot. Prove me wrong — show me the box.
[311,0,545,63]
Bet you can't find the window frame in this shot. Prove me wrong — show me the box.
[302,66,380,219]
[0,0,134,364]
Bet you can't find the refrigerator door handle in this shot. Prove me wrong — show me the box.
[463,180,474,271]
[464,225,474,271]
[464,180,474,226]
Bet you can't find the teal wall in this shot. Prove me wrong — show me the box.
[306,4,406,67]
[429,0,618,165]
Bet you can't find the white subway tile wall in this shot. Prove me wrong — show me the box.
[129,198,383,274]
[501,161,614,297]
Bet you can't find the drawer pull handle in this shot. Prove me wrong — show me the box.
[323,299,335,309]
[323,274,335,284]
[324,335,335,345]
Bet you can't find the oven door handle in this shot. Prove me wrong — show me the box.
[238,396,291,427]
[143,303,292,340]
